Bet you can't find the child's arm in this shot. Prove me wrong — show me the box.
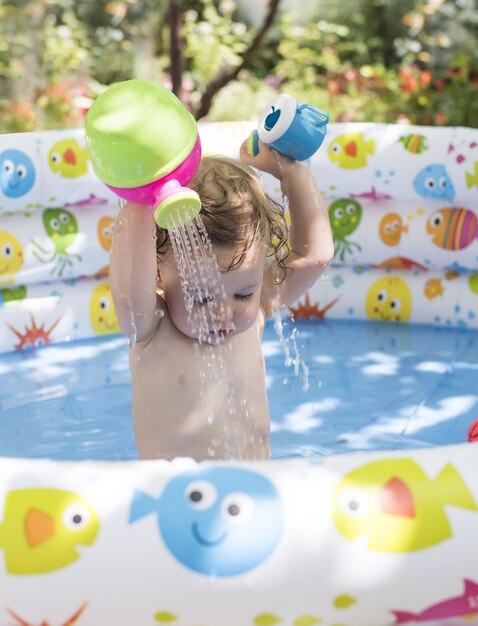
[109,202,162,343]
[240,140,334,318]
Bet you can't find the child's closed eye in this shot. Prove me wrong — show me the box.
[190,293,215,304]
[235,293,254,301]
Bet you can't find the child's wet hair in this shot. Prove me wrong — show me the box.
[156,156,289,278]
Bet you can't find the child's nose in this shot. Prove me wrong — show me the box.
[221,300,234,321]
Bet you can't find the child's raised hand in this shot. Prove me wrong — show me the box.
[239,134,299,181]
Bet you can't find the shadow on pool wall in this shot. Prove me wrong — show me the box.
[0,122,477,624]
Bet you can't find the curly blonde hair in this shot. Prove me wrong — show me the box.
[156,156,289,278]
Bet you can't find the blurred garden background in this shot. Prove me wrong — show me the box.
[1,0,477,133]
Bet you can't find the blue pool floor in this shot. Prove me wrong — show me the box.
[0,318,477,460]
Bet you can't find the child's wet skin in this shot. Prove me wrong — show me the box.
[110,150,333,460]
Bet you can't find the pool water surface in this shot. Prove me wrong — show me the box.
[0,318,476,460]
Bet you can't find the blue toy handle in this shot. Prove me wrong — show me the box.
[298,104,329,128]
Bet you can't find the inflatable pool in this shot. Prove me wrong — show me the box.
[0,121,477,625]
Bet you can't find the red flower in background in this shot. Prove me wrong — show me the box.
[399,68,418,93]
[327,79,341,96]
[5,101,36,124]
[420,70,432,87]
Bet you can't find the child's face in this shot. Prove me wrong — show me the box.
[159,241,266,343]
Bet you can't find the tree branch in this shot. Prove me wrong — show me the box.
[193,0,281,120]
[169,0,183,99]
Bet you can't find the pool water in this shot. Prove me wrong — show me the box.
[0,318,477,461]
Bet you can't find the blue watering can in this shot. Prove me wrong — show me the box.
[248,94,329,161]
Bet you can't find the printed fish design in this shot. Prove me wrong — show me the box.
[365,276,413,323]
[399,134,429,154]
[332,459,478,552]
[379,213,409,247]
[351,186,392,201]
[465,161,478,189]
[0,488,99,574]
[48,139,90,178]
[328,132,375,169]
[378,257,427,271]
[65,193,109,207]
[413,164,455,201]
[0,230,24,285]
[426,207,478,250]
[424,278,444,300]
[392,579,478,624]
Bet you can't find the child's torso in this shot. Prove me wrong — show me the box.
[129,306,270,461]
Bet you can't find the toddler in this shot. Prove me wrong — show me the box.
[109,139,334,461]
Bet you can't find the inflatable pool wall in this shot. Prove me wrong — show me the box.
[0,122,477,625]
[0,123,477,352]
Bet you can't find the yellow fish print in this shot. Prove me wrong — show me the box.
[328,132,375,169]
[333,459,478,552]
[90,282,120,335]
[0,230,24,286]
[365,276,412,323]
[48,139,90,178]
[0,488,99,574]
[465,161,478,190]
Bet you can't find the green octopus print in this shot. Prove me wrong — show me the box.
[31,208,82,277]
[328,198,362,262]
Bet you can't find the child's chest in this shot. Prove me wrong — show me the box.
[132,310,267,405]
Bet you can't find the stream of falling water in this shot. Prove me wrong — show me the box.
[168,209,252,459]
[273,310,310,392]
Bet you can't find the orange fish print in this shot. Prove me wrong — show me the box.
[427,207,478,250]
[379,213,409,247]
[424,278,444,300]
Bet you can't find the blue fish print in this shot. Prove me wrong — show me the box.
[413,164,455,201]
[0,149,36,198]
[129,466,284,576]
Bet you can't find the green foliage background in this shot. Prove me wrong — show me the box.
[1,0,476,132]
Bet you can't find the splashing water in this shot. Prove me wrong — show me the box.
[168,208,255,459]
[169,210,226,344]
[273,310,310,392]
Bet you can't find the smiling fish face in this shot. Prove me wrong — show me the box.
[158,468,284,576]
[365,276,412,323]
[89,282,120,335]
[0,149,36,198]
[0,231,24,285]
[158,467,284,576]
[328,198,363,239]
[42,208,80,252]
[413,164,455,201]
